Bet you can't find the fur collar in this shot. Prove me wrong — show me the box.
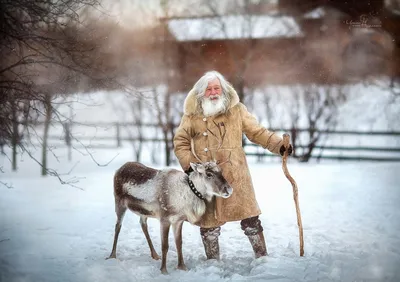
[183,83,240,116]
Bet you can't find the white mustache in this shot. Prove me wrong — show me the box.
[202,96,226,116]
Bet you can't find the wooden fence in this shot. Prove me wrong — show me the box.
[39,122,400,162]
[244,128,400,162]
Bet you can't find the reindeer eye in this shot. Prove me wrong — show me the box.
[206,172,213,178]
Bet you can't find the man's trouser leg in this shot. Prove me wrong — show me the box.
[241,216,267,258]
[200,226,221,260]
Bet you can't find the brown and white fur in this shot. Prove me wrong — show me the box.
[108,161,233,274]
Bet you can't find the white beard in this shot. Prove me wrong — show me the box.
[202,96,226,117]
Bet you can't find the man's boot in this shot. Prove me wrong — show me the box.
[200,227,221,260]
[247,231,267,258]
[241,216,268,258]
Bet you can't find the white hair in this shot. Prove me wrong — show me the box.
[193,71,231,99]
[193,71,232,115]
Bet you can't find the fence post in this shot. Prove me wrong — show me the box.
[116,122,121,147]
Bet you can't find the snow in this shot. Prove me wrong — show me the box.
[302,6,347,20]
[167,15,303,41]
[1,81,399,281]
[303,7,326,19]
[1,147,400,282]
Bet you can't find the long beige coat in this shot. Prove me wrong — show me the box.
[173,84,283,228]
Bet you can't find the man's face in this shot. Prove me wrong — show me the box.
[205,78,222,101]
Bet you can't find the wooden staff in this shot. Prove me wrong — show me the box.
[282,133,304,257]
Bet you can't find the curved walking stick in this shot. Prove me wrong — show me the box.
[282,134,304,256]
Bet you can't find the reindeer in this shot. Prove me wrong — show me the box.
[108,160,233,274]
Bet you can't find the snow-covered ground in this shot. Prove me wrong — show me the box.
[1,84,399,281]
[1,147,400,282]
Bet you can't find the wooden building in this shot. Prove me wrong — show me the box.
[159,0,400,97]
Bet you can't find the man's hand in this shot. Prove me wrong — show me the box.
[279,144,293,156]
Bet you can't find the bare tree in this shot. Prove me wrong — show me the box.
[129,96,145,161]
[108,91,148,162]
[150,87,175,166]
[0,0,118,181]
[288,84,347,162]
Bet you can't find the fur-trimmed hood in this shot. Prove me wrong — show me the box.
[183,84,240,116]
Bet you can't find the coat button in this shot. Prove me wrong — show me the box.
[203,117,207,121]
[203,132,208,136]
[204,148,208,152]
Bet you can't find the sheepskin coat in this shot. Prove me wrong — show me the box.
[173,84,283,228]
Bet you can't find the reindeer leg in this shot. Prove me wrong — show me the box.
[172,220,187,271]
[160,220,170,274]
[108,202,127,259]
[140,216,160,260]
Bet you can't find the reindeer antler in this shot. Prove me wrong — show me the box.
[217,151,232,166]
[190,138,203,163]
[185,122,232,165]
[207,121,231,165]
[207,121,227,152]
[183,128,203,163]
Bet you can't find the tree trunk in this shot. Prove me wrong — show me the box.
[290,126,298,158]
[41,94,52,176]
[163,128,171,166]
[300,129,318,163]
[11,100,18,171]
[300,141,316,163]
[135,98,143,162]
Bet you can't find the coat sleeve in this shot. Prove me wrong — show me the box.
[239,103,283,155]
[173,115,198,171]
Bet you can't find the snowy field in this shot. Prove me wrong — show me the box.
[1,147,400,282]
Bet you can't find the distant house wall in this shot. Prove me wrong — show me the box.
[176,37,330,87]
[163,7,397,95]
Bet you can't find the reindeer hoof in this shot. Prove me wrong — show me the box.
[152,253,161,260]
[160,268,168,275]
[106,254,116,260]
[177,264,188,271]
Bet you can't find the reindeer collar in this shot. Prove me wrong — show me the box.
[188,179,205,201]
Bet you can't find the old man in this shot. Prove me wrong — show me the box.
[173,70,292,259]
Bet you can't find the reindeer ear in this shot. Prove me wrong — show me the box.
[190,162,205,174]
